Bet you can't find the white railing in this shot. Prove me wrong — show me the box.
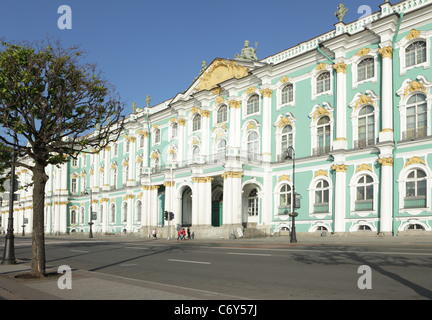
[262,0,430,65]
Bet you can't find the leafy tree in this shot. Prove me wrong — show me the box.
[0,40,125,277]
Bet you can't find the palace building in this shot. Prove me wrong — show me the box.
[3,0,432,238]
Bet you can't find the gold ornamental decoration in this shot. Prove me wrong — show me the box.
[406,29,421,40]
[379,46,393,59]
[355,48,371,57]
[332,164,348,172]
[333,62,347,74]
[378,157,394,167]
[196,59,249,91]
[404,156,426,168]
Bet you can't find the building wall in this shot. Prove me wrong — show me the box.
[2,0,432,237]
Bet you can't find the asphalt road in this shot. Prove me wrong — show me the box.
[6,236,432,300]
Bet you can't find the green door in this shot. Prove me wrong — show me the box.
[211,201,222,227]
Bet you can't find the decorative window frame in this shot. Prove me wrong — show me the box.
[348,165,379,217]
[169,119,178,140]
[349,90,380,147]
[351,49,379,89]
[396,29,432,76]
[396,76,432,140]
[308,171,333,218]
[273,113,296,160]
[397,158,432,215]
[241,87,261,120]
[274,177,294,217]
[311,64,333,101]
[276,77,295,110]
[241,120,261,160]
[308,102,334,156]
[213,103,229,126]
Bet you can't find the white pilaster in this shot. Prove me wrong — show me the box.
[332,164,347,233]
[378,156,394,234]
[379,46,394,142]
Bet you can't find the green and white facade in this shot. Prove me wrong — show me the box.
[3,0,432,237]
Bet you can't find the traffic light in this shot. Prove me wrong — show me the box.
[164,211,168,220]
[170,212,174,221]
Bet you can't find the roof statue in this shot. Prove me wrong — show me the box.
[235,40,258,62]
[194,61,207,81]
[132,102,137,113]
[146,94,151,107]
[335,3,348,22]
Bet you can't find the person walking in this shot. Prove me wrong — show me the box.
[187,227,191,240]
[181,228,186,240]
[177,229,181,240]
[152,228,157,239]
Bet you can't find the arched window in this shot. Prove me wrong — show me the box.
[316,116,330,155]
[248,188,259,216]
[281,84,294,104]
[171,123,178,138]
[247,131,259,160]
[154,128,161,143]
[406,41,427,67]
[122,203,128,223]
[71,210,77,224]
[357,105,375,147]
[192,145,200,162]
[357,58,374,81]
[217,139,226,161]
[316,72,330,94]
[81,207,85,225]
[356,175,374,211]
[110,203,116,223]
[405,169,427,208]
[247,95,259,115]
[279,184,292,207]
[217,105,227,123]
[281,125,293,154]
[193,114,201,131]
[136,201,142,222]
[314,180,329,213]
[406,94,427,139]
[112,168,117,190]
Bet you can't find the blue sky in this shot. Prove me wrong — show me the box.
[1,0,385,115]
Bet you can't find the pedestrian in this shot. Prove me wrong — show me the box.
[187,227,191,240]
[177,229,181,240]
[152,228,157,239]
[181,228,186,240]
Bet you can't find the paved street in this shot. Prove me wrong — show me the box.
[1,234,431,300]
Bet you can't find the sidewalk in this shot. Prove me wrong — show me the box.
[0,233,431,300]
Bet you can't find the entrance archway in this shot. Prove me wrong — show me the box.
[211,187,223,227]
[181,186,192,226]
[242,183,260,227]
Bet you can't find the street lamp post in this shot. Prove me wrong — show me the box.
[2,133,18,265]
[85,188,94,238]
[285,146,297,243]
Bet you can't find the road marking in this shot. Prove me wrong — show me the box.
[119,263,138,267]
[227,252,271,257]
[168,259,211,265]
[124,247,149,250]
[70,250,89,253]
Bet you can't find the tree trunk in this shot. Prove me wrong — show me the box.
[31,161,48,277]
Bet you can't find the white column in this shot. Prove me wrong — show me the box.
[222,172,243,225]
[178,119,186,163]
[333,62,347,150]
[260,89,273,162]
[379,46,394,142]
[228,100,241,156]
[201,111,210,160]
[378,156,394,234]
[332,164,347,233]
